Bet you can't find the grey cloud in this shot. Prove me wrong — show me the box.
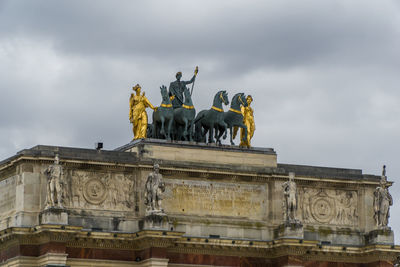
[1,0,399,74]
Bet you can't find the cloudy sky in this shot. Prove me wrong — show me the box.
[1,1,399,241]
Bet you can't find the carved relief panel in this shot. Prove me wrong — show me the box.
[300,187,358,226]
[64,170,137,211]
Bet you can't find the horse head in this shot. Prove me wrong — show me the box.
[217,90,229,106]
[231,93,247,109]
[160,85,170,104]
[183,86,193,105]
[239,93,248,107]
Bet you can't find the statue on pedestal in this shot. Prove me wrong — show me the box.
[233,95,255,148]
[44,154,64,209]
[144,163,165,213]
[129,84,157,140]
[283,172,299,223]
[374,165,393,228]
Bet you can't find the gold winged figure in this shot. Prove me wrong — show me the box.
[233,95,255,148]
[129,84,156,140]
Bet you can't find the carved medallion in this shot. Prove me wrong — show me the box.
[83,178,107,205]
[311,196,335,223]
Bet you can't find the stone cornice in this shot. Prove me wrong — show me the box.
[0,154,386,189]
[169,237,399,263]
[0,226,398,263]
[0,226,184,251]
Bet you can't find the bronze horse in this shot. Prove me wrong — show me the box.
[194,90,229,144]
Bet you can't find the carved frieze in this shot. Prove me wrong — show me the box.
[301,188,358,226]
[64,170,136,211]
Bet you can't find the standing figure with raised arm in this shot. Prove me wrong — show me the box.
[169,67,198,109]
[129,84,157,140]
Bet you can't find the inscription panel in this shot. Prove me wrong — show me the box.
[163,179,267,220]
[300,187,358,226]
[0,175,16,216]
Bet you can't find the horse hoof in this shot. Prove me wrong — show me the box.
[231,142,235,146]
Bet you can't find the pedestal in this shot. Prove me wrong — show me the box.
[141,211,169,230]
[366,227,394,245]
[275,221,304,239]
[40,207,68,225]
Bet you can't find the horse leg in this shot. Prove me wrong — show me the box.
[183,118,188,141]
[189,120,194,141]
[160,117,166,138]
[200,126,206,143]
[230,127,235,145]
[210,124,216,143]
[167,117,173,141]
[236,122,248,145]
[204,125,212,143]
[216,125,224,145]
[222,122,228,140]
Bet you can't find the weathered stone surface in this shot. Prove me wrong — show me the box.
[366,228,394,245]
[275,222,304,239]
[121,138,277,169]
[141,212,169,230]
[163,178,267,219]
[0,175,16,216]
[41,207,68,225]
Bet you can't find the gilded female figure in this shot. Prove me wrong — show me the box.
[239,95,255,148]
[129,84,156,139]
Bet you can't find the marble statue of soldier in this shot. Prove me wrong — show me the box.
[44,154,64,208]
[282,172,298,222]
[168,67,198,109]
[144,163,165,213]
[374,165,393,228]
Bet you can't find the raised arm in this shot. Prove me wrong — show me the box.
[182,74,196,85]
[143,95,156,111]
[182,67,198,85]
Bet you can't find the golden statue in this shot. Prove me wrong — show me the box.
[233,95,255,148]
[129,84,156,140]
